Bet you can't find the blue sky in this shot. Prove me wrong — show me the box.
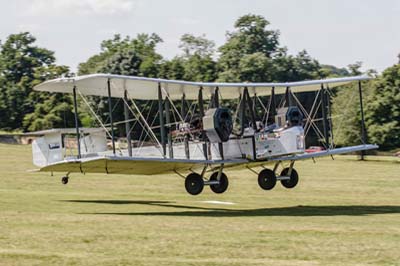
[1,0,399,74]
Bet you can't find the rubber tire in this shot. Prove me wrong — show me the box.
[280,168,299,189]
[185,173,204,195]
[209,172,229,194]
[258,169,277,190]
[61,176,69,185]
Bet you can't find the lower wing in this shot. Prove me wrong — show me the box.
[38,144,378,175]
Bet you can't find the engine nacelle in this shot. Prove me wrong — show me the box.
[202,108,233,143]
[275,106,303,128]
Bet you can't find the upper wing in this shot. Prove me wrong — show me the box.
[33,74,372,100]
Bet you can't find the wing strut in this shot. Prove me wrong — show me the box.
[164,94,174,158]
[158,83,167,157]
[123,89,132,157]
[244,87,257,130]
[214,87,220,108]
[285,86,293,106]
[320,83,330,148]
[267,86,276,125]
[326,85,334,148]
[198,87,208,160]
[181,93,190,159]
[238,92,245,135]
[210,87,220,108]
[358,81,367,159]
[107,79,116,155]
[72,86,81,158]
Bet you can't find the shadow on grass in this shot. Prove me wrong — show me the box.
[62,199,228,211]
[62,200,170,205]
[68,200,400,217]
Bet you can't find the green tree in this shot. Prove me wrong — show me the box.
[365,63,400,150]
[159,57,185,80]
[330,62,379,148]
[218,14,280,81]
[23,94,75,131]
[237,52,276,82]
[77,33,164,136]
[217,14,323,83]
[321,64,351,77]
[348,61,363,75]
[331,82,370,147]
[177,34,217,82]
[79,33,163,77]
[22,65,73,131]
[272,49,325,81]
[0,32,69,130]
[78,34,132,75]
[179,34,215,58]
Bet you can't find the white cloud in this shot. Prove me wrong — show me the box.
[25,0,135,16]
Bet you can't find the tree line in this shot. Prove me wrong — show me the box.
[0,14,398,150]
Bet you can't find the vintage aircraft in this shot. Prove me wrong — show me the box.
[30,74,378,195]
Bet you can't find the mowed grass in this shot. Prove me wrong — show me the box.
[0,144,399,266]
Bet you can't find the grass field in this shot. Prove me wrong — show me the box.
[0,143,399,266]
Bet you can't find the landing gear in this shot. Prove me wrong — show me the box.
[184,168,229,195]
[257,169,277,190]
[185,173,204,195]
[255,161,300,191]
[61,176,69,185]
[209,172,229,194]
[280,168,299,189]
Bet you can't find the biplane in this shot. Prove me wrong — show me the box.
[30,74,378,195]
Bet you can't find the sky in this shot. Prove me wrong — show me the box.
[0,0,399,74]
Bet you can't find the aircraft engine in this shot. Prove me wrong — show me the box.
[275,106,303,128]
[202,108,233,143]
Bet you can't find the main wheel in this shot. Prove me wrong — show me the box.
[258,169,276,190]
[185,173,204,195]
[61,176,69,185]
[209,172,229,194]
[280,168,299,189]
